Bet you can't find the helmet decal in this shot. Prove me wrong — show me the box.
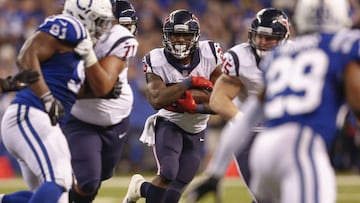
[76,0,92,11]
[248,8,290,58]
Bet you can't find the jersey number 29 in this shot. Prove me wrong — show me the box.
[265,49,328,119]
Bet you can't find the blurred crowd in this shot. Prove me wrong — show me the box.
[0,0,360,176]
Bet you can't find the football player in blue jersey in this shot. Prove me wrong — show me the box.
[0,70,39,203]
[201,0,360,202]
[186,8,290,203]
[61,1,139,203]
[0,0,122,202]
[122,9,223,203]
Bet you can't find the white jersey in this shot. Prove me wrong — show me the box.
[143,40,223,133]
[222,42,264,102]
[71,25,138,126]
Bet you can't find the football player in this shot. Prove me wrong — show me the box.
[122,9,223,203]
[186,8,290,203]
[61,1,139,202]
[0,0,121,202]
[201,0,360,202]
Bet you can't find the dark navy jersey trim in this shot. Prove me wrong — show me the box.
[208,41,217,64]
[145,54,153,72]
[105,36,134,56]
[164,49,200,76]
[251,47,261,67]
[227,50,240,77]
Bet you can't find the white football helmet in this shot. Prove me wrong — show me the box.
[63,0,114,41]
[294,0,352,34]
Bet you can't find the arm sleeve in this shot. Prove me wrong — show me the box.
[206,95,264,177]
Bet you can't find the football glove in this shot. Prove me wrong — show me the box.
[182,76,213,90]
[177,90,197,113]
[164,103,184,113]
[190,76,213,90]
[74,30,98,67]
[40,92,65,126]
[0,70,39,93]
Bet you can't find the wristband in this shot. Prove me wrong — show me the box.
[182,77,192,89]
[40,91,52,100]
[84,49,98,68]
[195,104,205,113]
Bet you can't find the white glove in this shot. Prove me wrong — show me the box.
[74,30,98,68]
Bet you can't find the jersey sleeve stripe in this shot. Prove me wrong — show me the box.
[145,54,153,72]
[208,41,218,64]
[227,50,240,77]
[105,36,135,56]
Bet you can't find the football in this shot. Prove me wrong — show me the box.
[189,88,211,104]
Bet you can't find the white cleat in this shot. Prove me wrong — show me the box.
[122,174,146,203]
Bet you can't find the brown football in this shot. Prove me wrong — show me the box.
[190,88,211,104]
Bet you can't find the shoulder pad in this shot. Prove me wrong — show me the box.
[199,40,224,65]
[142,48,168,71]
[37,14,86,44]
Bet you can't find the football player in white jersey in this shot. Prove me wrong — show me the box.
[122,9,223,203]
[194,0,360,202]
[61,1,139,202]
[0,0,122,202]
[186,8,290,203]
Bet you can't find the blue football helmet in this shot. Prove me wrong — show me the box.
[113,0,138,35]
[248,8,290,57]
[163,9,200,59]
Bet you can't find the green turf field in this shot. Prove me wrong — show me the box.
[0,174,359,203]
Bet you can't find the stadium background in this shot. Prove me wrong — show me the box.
[0,0,360,202]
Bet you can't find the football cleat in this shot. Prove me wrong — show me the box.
[122,174,146,203]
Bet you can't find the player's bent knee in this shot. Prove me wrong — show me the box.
[78,179,101,194]
[161,167,178,182]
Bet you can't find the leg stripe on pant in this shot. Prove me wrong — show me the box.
[295,126,319,203]
[17,105,55,182]
[308,133,319,203]
[294,128,305,203]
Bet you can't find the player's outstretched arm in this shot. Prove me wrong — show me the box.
[209,74,243,120]
[186,95,262,203]
[207,95,263,177]
[0,70,39,93]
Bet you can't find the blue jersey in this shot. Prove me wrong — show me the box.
[13,14,87,124]
[260,29,360,149]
